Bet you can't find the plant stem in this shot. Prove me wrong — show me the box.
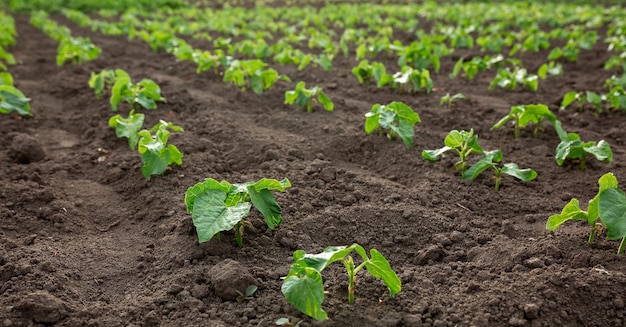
[618,237,626,255]
[235,223,243,247]
[580,156,586,170]
[588,228,595,243]
[494,170,501,191]
[514,124,519,139]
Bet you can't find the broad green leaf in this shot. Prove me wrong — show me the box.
[501,163,537,182]
[192,189,252,243]
[108,112,145,149]
[318,91,334,111]
[0,85,31,116]
[281,267,327,320]
[546,199,588,230]
[364,111,380,134]
[584,140,612,163]
[136,93,157,110]
[538,63,548,79]
[359,248,401,298]
[248,187,282,229]
[444,130,464,148]
[462,150,501,181]
[598,188,626,240]
[250,75,263,94]
[0,72,13,86]
[298,245,358,272]
[141,148,170,179]
[388,101,420,125]
[396,119,414,147]
[378,109,395,130]
[422,146,452,161]
[588,172,619,223]
[250,178,291,192]
[110,76,130,111]
[184,178,232,212]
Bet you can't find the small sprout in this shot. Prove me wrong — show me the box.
[462,150,537,191]
[555,132,612,170]
[137,120,184,179]
[281,244,401,320]
[364,101,421,147]
[422,129,483,173]
[439,93,465,108]
[490,104,565,139]
[284,81,334,112]
[236,285,257,302]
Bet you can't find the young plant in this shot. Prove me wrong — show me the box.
[88,69,119,99]
[281,244,401,320]
[462,149,537,191]
[0,85,31,116]
[547,172,626,254]
[223,59,286,94]
[108,110,145,149]
[489,67,539,92]
[440,93,465,108]
[490,104,566,139]
[422,129,484,173]
[184,178,291,247]
[56,37,101,66]
[537,61,563,79]
[284,81,333,112]
[364,101,421,147]
[555,132,612,170]
[235,285,257,302]
[352,60,373,84]
[560,91,603,113]
[110,70,166,111]
[391,66,433,93]
[137,120,183,179]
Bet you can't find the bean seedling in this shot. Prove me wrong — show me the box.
[108,110,145,149]
[137,120,183,179]
[284,81,334,112]
[440,93,465,108]
[235,285,257,302]
[281,243,401,320]
[555,132,612,170]
[184,178,290,247]
[490,104,566,139]
[110,70,166,111]
[364,101,421,147]
[548,173,626,254]
[422,129,484,173]
[0,85,31,116]
[462,149,537,190]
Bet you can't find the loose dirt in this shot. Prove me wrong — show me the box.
[2,11,626,327]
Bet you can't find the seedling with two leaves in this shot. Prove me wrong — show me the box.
[184,178,290,247]
[422,129,484,173]
[110,70,166,111]
[281,244,401,320]
[137,120,183,179]
[235,285,257,302]
[440,93,465,108]
[351,60,392,87]
[364,101,421,147]
[462,149,537,191]
[108,110,145,149]
[489,67,540,92]
[284,81,333,112]
[224,59,289,94]
[555,132,612,170]
[490,104,566,139]
[547,173,626,254]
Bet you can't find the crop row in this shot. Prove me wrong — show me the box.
[0,10,30,116]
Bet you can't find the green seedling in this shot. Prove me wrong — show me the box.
[391,66,433,93]
[555,132,612,170]
[489,67,539,92]
[184,178,290,247]
[137,120,183,179]
[462,149,537,191]
[235,285,257,302]
[110,70,166,111]
[223,59,287,94]
[440,93,465,108]
[0,85,31,116]
[108,110,145,149]
[275,318,302,327]
[281,244,401,320]
[88,69,119,99]
[56,37,101,66]
[490,104,566,139]
[284,81,333,112]
[352,60,373,84]
[364,101,421,147]
[422,129,484,173]
[548,172,626,254]
[560,91,603,113]
[537,61,563,79]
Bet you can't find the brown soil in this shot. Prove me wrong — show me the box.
[2,9,626,327]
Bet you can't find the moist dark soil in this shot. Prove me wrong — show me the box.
[2,9,626,327]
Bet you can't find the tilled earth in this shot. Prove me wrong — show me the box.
[2,10,626,327]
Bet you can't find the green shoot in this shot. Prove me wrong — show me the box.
[235,285,257,302]
[108,110,145,149]
[137,120,183,179]
[490,104,565,139]
[284,81,333,112]
[422,129,484,173]
[281,244,401,320]
[0,85,31,116]
[184,178,291,247]
[555,132,612,170]
[440,93,465,108]
[462,149,537,191]
[364,101,421,147]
